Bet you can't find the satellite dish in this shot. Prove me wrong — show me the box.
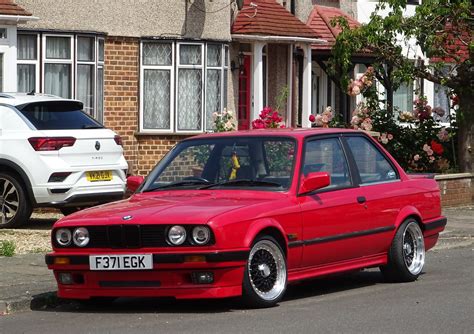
[236,0,244,10]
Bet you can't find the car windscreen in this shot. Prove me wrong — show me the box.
[17,101,103,130]
[141,136,297,192]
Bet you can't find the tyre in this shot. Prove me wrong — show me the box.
[242,236,287,308]
[381,219,425,282]
[0,172,32,228]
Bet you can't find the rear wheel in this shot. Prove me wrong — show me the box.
[0,172,32,228]
[242,236,287,308]
[381,219,425,282]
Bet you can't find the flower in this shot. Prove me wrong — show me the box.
[252,107,285,129]
[387,134,393,140]
[309,114,316,122]
[352,86,361,95]
[309,107,333,127]
[437,128,449,142]
[413,154,420,161]
[212,109,236,132]
[429,156,435,163]
[430,140,444,155]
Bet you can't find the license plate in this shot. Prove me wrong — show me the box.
[90,254,153,271]
[86,170,112,182]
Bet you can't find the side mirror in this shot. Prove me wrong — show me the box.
[299,172,330,195]
[127,175,144,192]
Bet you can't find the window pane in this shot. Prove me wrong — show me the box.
[77,36,95,62]
[143,69,171,129]
[98,39,105,62]
[77,64,94,116]
[223,69,228,108]
[224,45,229,67]
[46,36,71,59]
[17,35,37,60]
[179,44,201,65]
[207,44,221,67]
[44,63,71,98]
[177,69,202,131]
[346,136,398,184]
[206,69,221,130]
[0,54,3,92]
[143,42,172,66]
[97,67,104,123]
[17,64,36,93]
[303,138,351,189]
[433,83,450,123]
[393,81,413,116]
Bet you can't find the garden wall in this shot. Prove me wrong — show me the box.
[436,173,474,207]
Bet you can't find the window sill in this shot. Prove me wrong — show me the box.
[134,131,212,137]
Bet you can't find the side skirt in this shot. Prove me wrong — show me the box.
[287,253,388,283]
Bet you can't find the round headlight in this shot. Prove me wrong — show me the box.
[168,225,187,245]
[55,228,72,246]
[73,227,90,247]
[192,226,211,245]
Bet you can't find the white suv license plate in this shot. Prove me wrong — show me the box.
[90,254,153,271]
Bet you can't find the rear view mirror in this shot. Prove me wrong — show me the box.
[299,172,330,195]
[127,175,144,192]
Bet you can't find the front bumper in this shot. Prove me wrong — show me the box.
[46,250,248,300]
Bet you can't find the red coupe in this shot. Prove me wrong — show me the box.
[46,128,446,307]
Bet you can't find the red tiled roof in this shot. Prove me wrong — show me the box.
[431,23,471,63]
[232,0,317,39]
[306,5,359,50]
[0,0,31,16]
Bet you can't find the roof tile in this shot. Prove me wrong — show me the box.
[232,0,317,38]
[0,0,31,16]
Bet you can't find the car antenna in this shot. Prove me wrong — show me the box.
[27,89,35,96]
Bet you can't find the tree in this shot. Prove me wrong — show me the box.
[329,0,473,172]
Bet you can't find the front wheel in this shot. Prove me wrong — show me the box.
[381,219,425,282]
[242,236,287,308]
[0,172,32,228]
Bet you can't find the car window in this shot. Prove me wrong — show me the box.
[17,101,103,130]
[302,138,351,189]
[346,136,398,184]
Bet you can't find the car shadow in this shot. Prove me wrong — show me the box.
[20,217,58,230]
[31,269,388,314]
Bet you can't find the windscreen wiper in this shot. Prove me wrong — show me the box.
[144,180,213,192]
[200,179,282,189]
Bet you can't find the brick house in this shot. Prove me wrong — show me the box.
[1,0,328,176]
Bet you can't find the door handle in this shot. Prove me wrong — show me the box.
[357,196,366,204]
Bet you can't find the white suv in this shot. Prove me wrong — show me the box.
[0,93,128,228]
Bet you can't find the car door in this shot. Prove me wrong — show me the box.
[298,136,368,268]
[342,135,403,255]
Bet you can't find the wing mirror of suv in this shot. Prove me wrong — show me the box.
[299,172,331,195]
[127,176,144,192]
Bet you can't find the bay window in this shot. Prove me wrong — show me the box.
[140,40,228,133]
[17,32,105,122]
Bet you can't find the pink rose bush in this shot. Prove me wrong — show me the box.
[350,102,373,131]
[212,108,236,132]
[309,107,333,128]
[347,67,374,96]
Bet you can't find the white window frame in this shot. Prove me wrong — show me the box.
[139,41,175,133]
[204,43,227,131]
[75,35,96,116]
[17,33,40,93]
[176,42,204,133]
[42,34,74,98]
[96,37,105,124]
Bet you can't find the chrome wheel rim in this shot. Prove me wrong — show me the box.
[0,178,19,225]
[402,222,425,275]
[248,240,286,301]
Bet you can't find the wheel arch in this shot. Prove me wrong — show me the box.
[244,219,288,257]
[395,206,424,231]
[0,158,36,205]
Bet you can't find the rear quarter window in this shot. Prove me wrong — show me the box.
[18,101,103,130]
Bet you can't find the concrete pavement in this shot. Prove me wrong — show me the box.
[0,206,472,315]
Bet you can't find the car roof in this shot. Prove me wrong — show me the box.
[0,93,80,107]
[189,127,368,140]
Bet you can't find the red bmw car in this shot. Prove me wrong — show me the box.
[46,128,446,307]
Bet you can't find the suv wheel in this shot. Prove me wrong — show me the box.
[0,172,32,228]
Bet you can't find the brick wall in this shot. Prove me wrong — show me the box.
[436,173,474,207]
[103,36,140,173]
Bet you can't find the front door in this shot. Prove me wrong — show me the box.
[238,55,251,130]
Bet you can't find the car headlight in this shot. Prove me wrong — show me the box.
[168,225,187,245]
[192,226,211,245]
[73,227,90,247]
[55,228,72,246]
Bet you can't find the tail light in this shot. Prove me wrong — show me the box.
[114,135,123,146]
[28,137,76,151]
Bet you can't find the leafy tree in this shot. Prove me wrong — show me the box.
[329,0,473,172]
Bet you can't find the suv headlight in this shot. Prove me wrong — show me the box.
[192,226,211,245]
[55,228,72,246]
[168,225,187,245]
[73,227,90,247]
